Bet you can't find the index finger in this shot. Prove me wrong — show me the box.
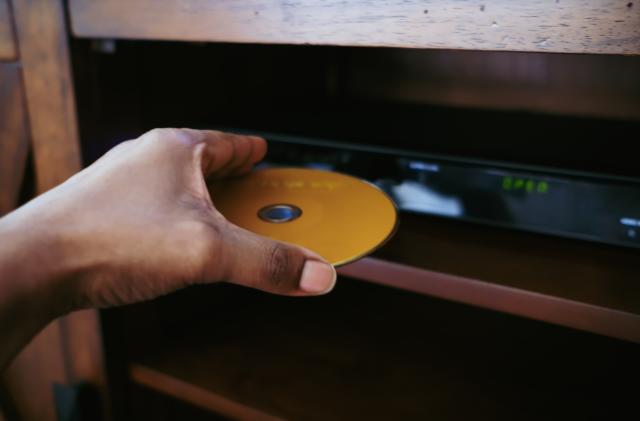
[188,130,267,179]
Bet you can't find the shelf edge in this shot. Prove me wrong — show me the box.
[337,257,640,344]
[129,364,285,421]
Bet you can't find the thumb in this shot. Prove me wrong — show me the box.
[219,224,337,296]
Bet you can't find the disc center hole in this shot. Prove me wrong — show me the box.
[258,204,302,223]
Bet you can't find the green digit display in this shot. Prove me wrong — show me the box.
[537,181,549,193]
[502,176,549,194]
[514,178,525,189]
[526,180,535,192]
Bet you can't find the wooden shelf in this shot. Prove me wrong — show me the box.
[130,364,280,421]
[335,213,640,343]
[68,0,640,54]
[120,281,639,421]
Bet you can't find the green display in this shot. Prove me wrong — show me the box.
[502,176,548,194]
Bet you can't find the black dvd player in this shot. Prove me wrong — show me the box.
[230,130,640,250]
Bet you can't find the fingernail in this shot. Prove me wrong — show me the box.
[299,260,337,294]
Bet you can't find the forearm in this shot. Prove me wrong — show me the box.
[0,208,74,370]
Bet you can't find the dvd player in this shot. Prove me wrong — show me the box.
[228,130,640,250]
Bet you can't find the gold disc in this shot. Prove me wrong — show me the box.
[210,168,398,266]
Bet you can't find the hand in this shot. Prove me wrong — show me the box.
[49,128,337,306]
[0,128,336,368]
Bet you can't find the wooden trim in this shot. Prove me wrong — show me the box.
[0,0,16,60]
[1,323,68,421]
[130,364,284,421]
[0,62,29,216]
[68,0,640,54]
[60,310,108,400]
[12,0,82,192]
[338,257,640,343]
[7,1,108,420]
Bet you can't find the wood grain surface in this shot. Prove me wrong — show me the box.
[5,2,107,421]
[69,0,640,54]
[12,0,82,193]
[0,0,15,60]
[0,63,29,216]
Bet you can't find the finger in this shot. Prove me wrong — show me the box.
[210,134,251,178]
[232,136,267,176]
[194,131,266,179]
[217,224,336,296]
[216,134,267,177]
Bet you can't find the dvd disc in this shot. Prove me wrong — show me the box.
[210,168,397,266]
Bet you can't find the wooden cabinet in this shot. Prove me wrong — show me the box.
[83,40,639,419]
[2,1,639,420]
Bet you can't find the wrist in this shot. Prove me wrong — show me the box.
[0,204,91,369]
[0,206,86,318]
